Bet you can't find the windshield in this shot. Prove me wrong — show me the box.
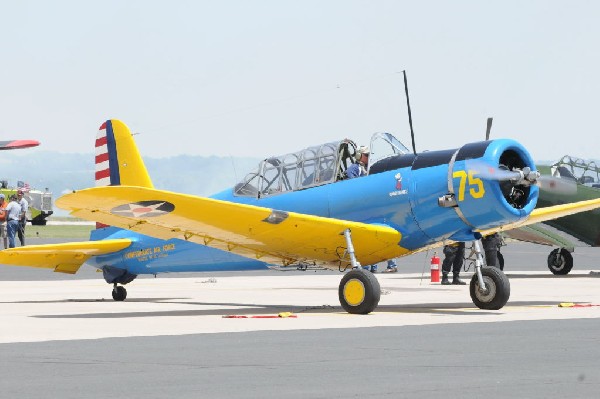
[368,132,411,171]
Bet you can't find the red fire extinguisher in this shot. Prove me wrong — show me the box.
[430,253,440,283]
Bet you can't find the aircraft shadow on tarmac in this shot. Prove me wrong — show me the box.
[0,297,188,304]
[31,303,334,319]
[27,299,564,319]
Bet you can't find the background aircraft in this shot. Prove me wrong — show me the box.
[513,155,600,274]
[2,120,600,314]
[0,139,39,150]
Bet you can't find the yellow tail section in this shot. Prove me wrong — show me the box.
[95,119,153,188]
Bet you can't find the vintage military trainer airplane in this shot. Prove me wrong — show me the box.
[2,120,600,314]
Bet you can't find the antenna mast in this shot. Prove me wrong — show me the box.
[402,70,417,155]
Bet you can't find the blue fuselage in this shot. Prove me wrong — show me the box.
[89,139,538,276]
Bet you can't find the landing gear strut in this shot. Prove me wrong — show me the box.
[469,240,510,310]
[112,284,127,301]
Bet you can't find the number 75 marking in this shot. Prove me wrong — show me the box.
[453,170,485,201]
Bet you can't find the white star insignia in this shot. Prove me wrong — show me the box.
[112,201,171,218]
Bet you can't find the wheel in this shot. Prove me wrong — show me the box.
[112,286,127,301]
[338,268,381,314]
[497,251,504,271]
[470,267,510,310]
[547,248,573,275]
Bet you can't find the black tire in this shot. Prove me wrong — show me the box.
[112,286,127,301]
[338,269,381,314]
[470,267,510,310]
[497,251,504,271]
[31,217,47,226]
[547,248,573,275]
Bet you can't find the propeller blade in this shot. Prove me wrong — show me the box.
[467,160,543,186]
[485,117,493,141]
[466,160,522,182]
[537,175,578,195]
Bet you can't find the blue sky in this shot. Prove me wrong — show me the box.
[1,0,599,161]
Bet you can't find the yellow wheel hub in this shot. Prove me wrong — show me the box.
[343,279,366,306]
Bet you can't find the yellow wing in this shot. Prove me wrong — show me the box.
[405,199,600,253]
[0,239,132,274]
[479,197,600,236]
[56,186,408,269]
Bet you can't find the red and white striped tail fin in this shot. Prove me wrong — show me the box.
[95,120,153,188]
[94,119,154,228]
[95,123,112,187]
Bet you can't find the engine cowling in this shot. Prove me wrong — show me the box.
[449,139,538,238]
[406,139,538,243]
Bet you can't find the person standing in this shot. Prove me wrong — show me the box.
[383,259,398,273]
[16,189,28,246]
[5,194,22,248]
[0,194,8,249]
[482,233,501,268]
[441,242,467,285]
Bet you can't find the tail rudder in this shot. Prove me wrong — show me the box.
[94,119,152,231]
[95,120,153,188]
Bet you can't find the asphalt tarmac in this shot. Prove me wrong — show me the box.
[1,239,600,398]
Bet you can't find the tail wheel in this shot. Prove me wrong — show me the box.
[338,269,380,314]
[470,267,510,310]
[112,286,127,301]
[547,248,573,275]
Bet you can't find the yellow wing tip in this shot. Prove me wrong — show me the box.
[558,302,575,307]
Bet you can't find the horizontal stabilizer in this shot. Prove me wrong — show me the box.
[0,239,132,274]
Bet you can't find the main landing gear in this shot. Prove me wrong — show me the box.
[337,231,512,314]
[469,240,510,310]
[338,229,381,314]
[339,269,381,314]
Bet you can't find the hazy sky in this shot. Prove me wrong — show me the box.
[1,0,599,162]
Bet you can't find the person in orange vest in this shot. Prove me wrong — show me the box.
[0,194,7,249]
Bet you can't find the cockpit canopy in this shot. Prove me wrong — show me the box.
[234,132,410,198]
[551,155,600,187]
